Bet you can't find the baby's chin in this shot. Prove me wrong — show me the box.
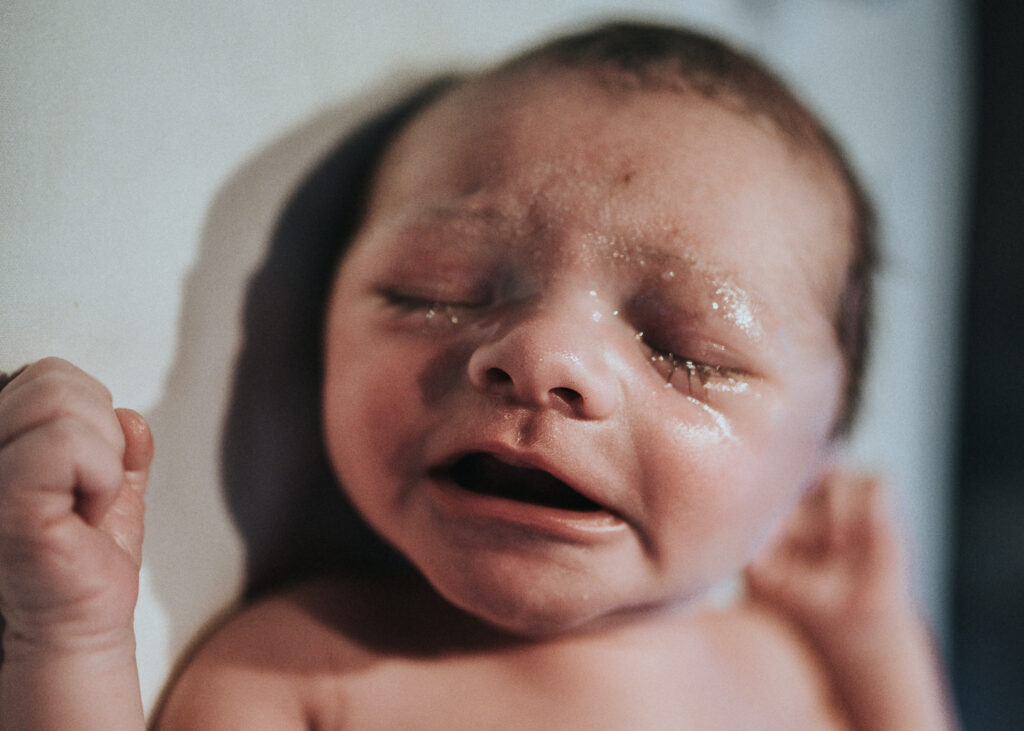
[431,572,691,640]
[458,599,605,640]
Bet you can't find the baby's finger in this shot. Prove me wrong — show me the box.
[844,476,909,582]
[767,478,833,560]
[745,553,783,598]
[745,546,826,615]
[0,358,112,406]
[98,410,153,566]
[823,473,895,557]
[788,471,880,556]
[116,409,154,476]
[0,417,124,532]
[0,359,124,454]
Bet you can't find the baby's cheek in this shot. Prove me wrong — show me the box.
[415,338,479,407]
[651,407,803,564]
[640,413,739,515]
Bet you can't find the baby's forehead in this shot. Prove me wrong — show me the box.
[370,69,853,313]
[425,65,820,160]
[381,67,845,201]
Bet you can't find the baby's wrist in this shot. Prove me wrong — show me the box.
[0,625,144,731]
[813,611,954,730]
[2,617,137,665]
[809,600,931,668]
[793,577,921,649]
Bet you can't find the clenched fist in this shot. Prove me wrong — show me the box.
[0,358,152,657]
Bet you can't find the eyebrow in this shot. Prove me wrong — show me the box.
[597,238,747,296]
[609,240,771,343]
[602,240,736,287]
[416,203,517,227]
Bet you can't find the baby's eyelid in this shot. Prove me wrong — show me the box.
[642,328,748,367]
[378,286,488,309]
[638,334,745,384]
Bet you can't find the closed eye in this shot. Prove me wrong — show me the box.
[377,287,489,326]
[637,333,746,397]
[380,287,484,307]
[379,289,437,311]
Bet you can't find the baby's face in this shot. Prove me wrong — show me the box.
[323,70,850,636]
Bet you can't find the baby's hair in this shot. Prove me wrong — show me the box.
[480,21,877,434]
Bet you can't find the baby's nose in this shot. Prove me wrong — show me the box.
[466,299,621,419]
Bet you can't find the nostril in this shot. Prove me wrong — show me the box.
[550,386,583,405]
[484,367,513,386]
[468,342,615,418]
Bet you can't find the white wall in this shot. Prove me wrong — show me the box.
[1,0,970,712]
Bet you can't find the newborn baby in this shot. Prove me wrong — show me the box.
[0,21,954,729]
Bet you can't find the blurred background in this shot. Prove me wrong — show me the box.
[953,0,1023,727]
[1,0,1018,726]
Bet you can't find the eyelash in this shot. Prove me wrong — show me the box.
[381,291,434,311]
[380,290,479,324]
[637,333,740,396]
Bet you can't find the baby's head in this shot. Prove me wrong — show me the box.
[320,21,876,636]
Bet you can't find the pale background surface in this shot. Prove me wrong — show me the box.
[1,0,970,712]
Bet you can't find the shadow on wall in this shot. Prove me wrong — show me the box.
[142,73,453,656]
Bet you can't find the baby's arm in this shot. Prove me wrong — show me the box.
[0,359,151,730]
[746,473,957,730]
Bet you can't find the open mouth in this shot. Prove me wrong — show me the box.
[435,452,604,513]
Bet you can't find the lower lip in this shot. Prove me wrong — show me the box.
[426,478,628,544]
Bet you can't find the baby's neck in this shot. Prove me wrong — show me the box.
[311,567,720,659]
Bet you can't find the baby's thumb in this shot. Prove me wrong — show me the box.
[118,408,154,476]
[100,409,153,567]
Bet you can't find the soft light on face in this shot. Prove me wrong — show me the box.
[322,70,850,637]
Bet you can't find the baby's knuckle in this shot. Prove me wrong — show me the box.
[28,359,111,404]
[0,498,43,539]
[32,356,75,372]
[45,381,113,430]
[0,436,38,487]
[95,443,126,487]
[0,476,47,539]
[23,371,77,413]
[21,357,80,389]
[41,415,82,451]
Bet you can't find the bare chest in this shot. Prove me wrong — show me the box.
[302,648,842,730]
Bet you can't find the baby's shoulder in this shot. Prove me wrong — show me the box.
[151,576,853,729]
[690,600,851,728]
[151,573,373,730]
